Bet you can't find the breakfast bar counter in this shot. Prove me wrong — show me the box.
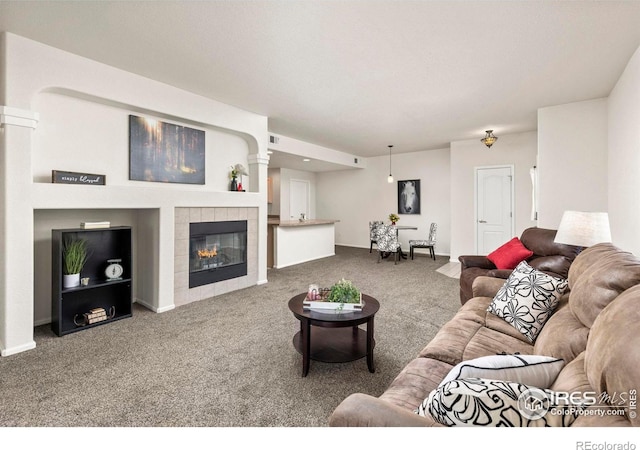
[268,218,339,268]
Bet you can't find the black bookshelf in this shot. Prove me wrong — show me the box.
[51,226,132,336]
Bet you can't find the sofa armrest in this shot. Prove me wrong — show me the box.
[458,255,496,271]
[472,276,506,298]
[487,269,512,279]
[328,393,438,427]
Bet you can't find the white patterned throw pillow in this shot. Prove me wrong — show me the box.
[419,378,583,427]
[439,354,564,389]
[487,261,568,343]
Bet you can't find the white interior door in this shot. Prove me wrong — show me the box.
[289,179,310,220]
[476,166,514,254]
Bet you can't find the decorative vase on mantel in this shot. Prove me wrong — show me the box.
[230,177,238,191]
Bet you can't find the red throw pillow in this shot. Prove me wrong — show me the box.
[487,237,534,270]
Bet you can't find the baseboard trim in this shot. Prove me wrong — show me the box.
[274,252,335,269]
[136,298,175,313]
[335,243,449,258]
[1,340,36,357]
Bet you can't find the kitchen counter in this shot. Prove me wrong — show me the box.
[267,218,339,268]
[268,218,339,227]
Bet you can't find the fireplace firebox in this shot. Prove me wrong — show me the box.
[189,220,247,288]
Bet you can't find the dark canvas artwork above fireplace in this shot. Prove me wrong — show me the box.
[189,220,248,288]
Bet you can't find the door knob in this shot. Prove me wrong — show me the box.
[478,220,487,223]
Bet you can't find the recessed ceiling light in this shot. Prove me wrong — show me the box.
[303,158,311,162]
[267,150,273,154]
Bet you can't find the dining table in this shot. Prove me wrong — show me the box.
[394,225,418,258]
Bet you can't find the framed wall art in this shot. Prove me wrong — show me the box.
[129,115,205,184]
[398,179,421,214]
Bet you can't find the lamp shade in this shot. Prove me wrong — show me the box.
[554,211,611,247]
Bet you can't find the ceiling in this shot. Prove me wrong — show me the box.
[2,0,640,165]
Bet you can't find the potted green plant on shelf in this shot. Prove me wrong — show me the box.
[62,238,89,288]
[389,213,400,225]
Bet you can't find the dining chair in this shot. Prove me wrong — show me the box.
[375,224,402,264]
[369,220,384,253]
[409,222,437,261]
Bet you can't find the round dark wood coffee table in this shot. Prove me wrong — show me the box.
[288,293,380,377]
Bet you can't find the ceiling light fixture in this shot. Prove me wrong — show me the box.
[303,158,311,162]
[481,130,498,148]
[387,145,394,183]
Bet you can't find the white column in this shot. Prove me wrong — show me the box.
[248,153,270,284]
[0,106,39,356]
[155,206,177,313]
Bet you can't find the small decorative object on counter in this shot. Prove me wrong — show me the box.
[389,213,400,225]
[299,213,306,222]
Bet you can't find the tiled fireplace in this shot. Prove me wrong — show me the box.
[189,220,247,288]
[175,207,258,307]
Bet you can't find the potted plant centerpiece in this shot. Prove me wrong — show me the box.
[389,213,399,225]
[303,279,363,311]
[62,237,89,288]
[326,278,362,311]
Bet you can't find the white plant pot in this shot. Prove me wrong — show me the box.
[63,273,80,289]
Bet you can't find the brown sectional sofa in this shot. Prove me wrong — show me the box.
[458,227,580,305]
[329,242,640,427]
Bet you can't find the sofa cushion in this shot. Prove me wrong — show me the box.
[440,354,564,389]
[550,352,633,427]
[379,357,454,411]
[549,352,591,393]
[487,237,533,270]
[568,243,640,328]
[584,284,640,427]
[420,378,582,427]
[534,298,589,364]
[462,327,534,361]
[487,261,568,342]
[420,296,534,365]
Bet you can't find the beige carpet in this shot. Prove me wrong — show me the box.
[0,246,460,427]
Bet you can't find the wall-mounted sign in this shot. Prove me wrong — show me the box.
[52,170,106,185]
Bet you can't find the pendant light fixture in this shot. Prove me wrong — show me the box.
[481,130,498,148]
[387,145,394,183]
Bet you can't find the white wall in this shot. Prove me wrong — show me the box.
[317,148,451,256]
[267,168,281,216]
[32,92,250,191]
[450,131,538,260]
[608,45,640,256]
[537,99,608,229]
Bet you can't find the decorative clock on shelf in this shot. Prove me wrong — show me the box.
[105,258,124,281]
